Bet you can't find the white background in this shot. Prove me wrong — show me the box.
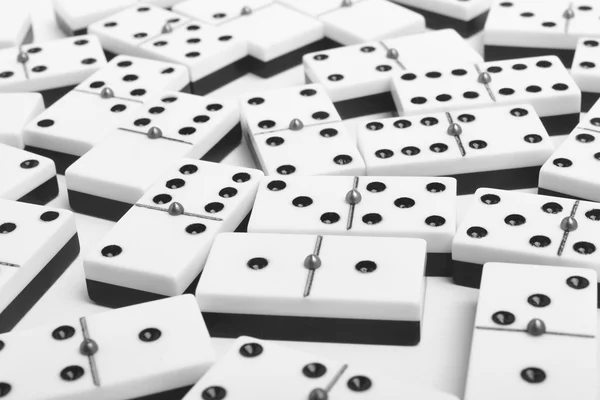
[11,0,598,398]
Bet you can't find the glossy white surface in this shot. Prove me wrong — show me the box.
[0,144,56,200]
[182,336,459,400]
[393,56,581,118]
[0,295,215,400]
[453,188,600,273]
[198,233,427,320]
[13,2,600,399]
[539,101,600,202]
[464,263,597,400]
[249,176,457,253]
[358,104,554,176]
[484,1,600,50]
[84,161,263,295]
[242,83,365,176]
[24,55,188,156]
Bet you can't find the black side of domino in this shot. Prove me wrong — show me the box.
[67,122,243,221]
[85,214,250,307]
[202,312,420,346]
[0,234,80,333]
[24,83,195,175]
[402,5,489,38]
[17,175,60,206]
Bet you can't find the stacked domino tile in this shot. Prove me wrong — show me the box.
[1,0,600,399]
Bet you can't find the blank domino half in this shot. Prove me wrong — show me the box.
[23,55,190,174]
[66,91,242,221]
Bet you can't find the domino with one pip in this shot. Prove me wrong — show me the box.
[0,199,79,333]
[84,160,263,308]
[174,0,335,78]
[23,55,190,174]
[304,29,482,119]
[0,295,215,399]
[464,262,597,400]
[182,336,459,400]
[0,35,106,107]
[392,55,581,136]
[248,176,457,276]
[241,84,365,176]
[88,4,248,95]
[54,0,136,36]
[197,232,426,345]
[358,104,554,194]
[452,188,600,305]
[538,99,600,202]
[66,91,242,221]
[0,144,58,205]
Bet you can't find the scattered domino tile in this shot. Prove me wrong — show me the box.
[197,232,426,345]
[83,160,263,308]
[88,5,248,95]
[464,262,597,400]
[391,0,492,37]
[0,295,215,398]
[248,176,457,276]
[484,1,600,67]
[570,37,600,111]
[54,0,136,36]
[182,336,459,400]
[66,92,242,221]
[357,104,554,194]
[391,55,581,136]
[279,0,425,45]
[0,35,107,107]
[538,99,600,202]
[0,2,32,49]
[240,83,365,176]
[0,144,58,205]
[174,0,336,78]
[0,199,79,333]
[0,92,44,148]
[452,188,600,303]
[23,55,190,174]
[303,29,483,119]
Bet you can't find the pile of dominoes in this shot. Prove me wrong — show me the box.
[1,0,599,399]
